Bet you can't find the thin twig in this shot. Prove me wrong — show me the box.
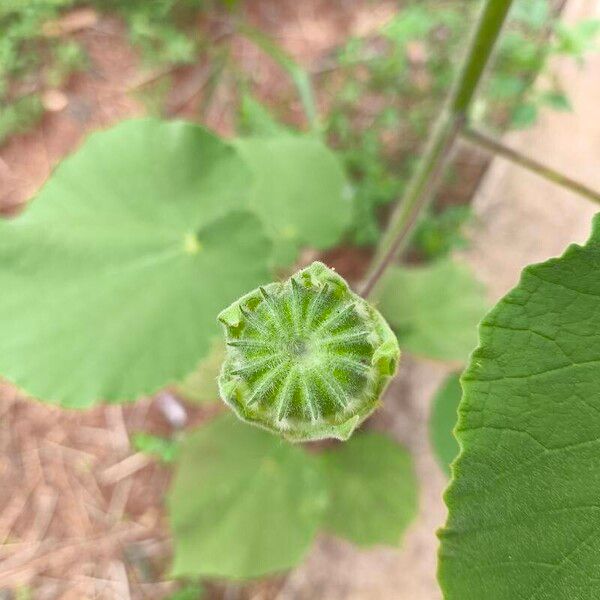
[461,127,600,205]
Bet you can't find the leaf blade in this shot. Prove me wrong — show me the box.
[320,432,418,546]
[439,214,600,599]
[168,415,328,579]
[375,259,488,363]
[0,119,272,407]
[234,136,351,268]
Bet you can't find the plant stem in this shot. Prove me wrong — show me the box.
[462,128,600,205]
[360,0,514,298]
[238,24,319,132]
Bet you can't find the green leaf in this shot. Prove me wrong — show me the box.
[540,90,572,111]
[238,93,292,137]
[439,214,600,599]
[0,119,272,407]
[168,414,328,579]
[375,259,488,362]
[510,102,538,128]
[132,432,179,463]
[234,137,351,267]
[383,5,436,41]
[320,432,418,546]
[554,19,600,59]
[410,205,472,260]
[175,338,225,405]
[487,74,527,101]
[429,372,461,475]
[510,0,549,30]
[0,94,44,144]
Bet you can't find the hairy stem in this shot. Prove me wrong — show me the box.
[461,127,600,205]
[360,0,514,298]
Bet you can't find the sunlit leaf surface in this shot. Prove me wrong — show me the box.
[0,119,271,406]
[439,215,600,599]
[234,136,351,267]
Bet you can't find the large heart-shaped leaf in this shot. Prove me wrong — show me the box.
[168,414,328,579]
[375,258,488,362]
[439,214,600,599]
[320,432,418,546]
[0,119,271,407]
[234,136,351,267]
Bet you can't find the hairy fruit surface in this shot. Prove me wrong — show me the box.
[218,262,400,441]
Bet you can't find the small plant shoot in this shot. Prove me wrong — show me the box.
[218,262,400,441]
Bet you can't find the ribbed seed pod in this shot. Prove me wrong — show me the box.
[217,261,400,441]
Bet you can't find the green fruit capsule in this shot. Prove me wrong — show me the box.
[217,261,400,442]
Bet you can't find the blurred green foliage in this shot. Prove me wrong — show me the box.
[325,0,600,245]
[375,258,488,363]
[0,94,44,142]
[0,0,235,142]
[1,0,598,250]
[429,371,462,475]
[410,205,472,261]
[0,0,83,142]
[325,2,474,245]
[100,0,219,66]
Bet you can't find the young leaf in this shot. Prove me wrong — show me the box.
[429,372,462,475]
[0,119,272,407]
[374,259,488,363]
[218,262,400,442]
[439,214,600,599]
[234,136,351,267]
[319,432,418,546]
[168,414,328,579]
